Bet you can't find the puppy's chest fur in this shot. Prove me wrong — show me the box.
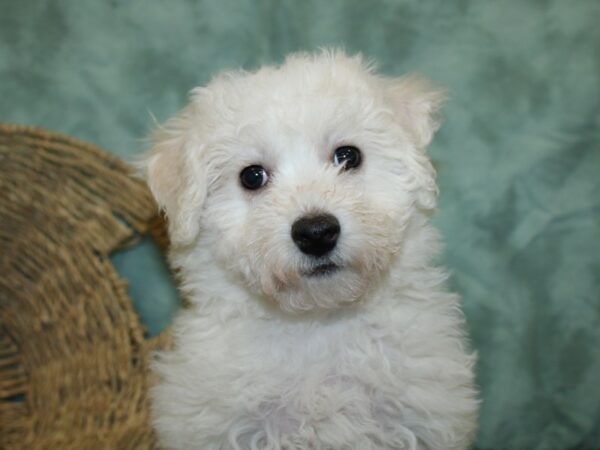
[154,298,474,449]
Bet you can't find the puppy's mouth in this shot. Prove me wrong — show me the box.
[302,262,340,277]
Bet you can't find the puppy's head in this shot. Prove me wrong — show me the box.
[142,50,445,313]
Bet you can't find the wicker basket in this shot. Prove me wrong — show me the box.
[0,125,171,449]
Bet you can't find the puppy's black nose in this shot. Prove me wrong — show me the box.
[291,214,340,257]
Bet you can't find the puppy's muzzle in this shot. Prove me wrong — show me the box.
[291,213,340,257]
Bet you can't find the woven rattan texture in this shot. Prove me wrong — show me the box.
[0,125,170,449]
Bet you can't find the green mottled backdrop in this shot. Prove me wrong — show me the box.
[1,1,599,449]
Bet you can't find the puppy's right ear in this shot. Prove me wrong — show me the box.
[141,105,207,245]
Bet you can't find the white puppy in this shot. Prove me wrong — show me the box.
[142,50,478,450]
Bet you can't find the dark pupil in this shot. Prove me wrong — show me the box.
[240,165,265,190]
[335,146,361,169]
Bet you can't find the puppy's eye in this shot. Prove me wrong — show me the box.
[240,165,269,190]
[333,146,362,170]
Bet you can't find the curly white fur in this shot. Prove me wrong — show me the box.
[142,50,479,450]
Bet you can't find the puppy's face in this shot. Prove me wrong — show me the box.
[144,51,444,313]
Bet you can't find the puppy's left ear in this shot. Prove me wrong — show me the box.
[386,75,447,150]
[387,76,447,210]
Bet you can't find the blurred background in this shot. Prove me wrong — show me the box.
[1,1,599,448]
